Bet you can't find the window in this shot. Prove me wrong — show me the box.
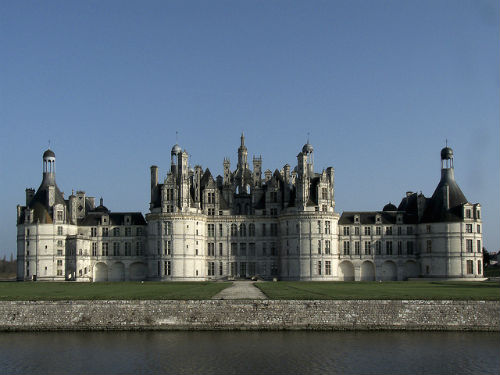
[354,241,360,255]
[101,227,108,237]
[407,241,414,255]
[325,261,331,275]
[219,243,223,256]
[113,227,120,236]
[208,243,215,256]
[101,243,108,256]
[407,227,413,235]
[386,241,393,255]
[477,240,481,253]
[466,209,471,218]
[208,262,215,276]
[207,224,215,237]
[57,211,63,221]
[466,239,473,253]
[248,223,255,236]
[240,262,247,276]
[92,242,97,256]
[476,210,480,219]
[57,226,63,235]
[325,240,331,255]
[208,192,215,204]
[113,242,120,256]
[165,240,171,255]
[376,241,381,255]
[322,188,328,200]
[219,224,223,236]
[208,208,215,216]
[478,260,482,275]
[376,227,381,235]
[386,227,392,235]
[343,227,349,236]
[219,262,223,276]
[466,260,473,274]
[322,205,327,212]
[270,191,278,203]
[122,227,129,237]
[354,227,360,235]
[270,223,278,236]
[476,225,481,233]
[57,270,63,276]
[397,241,402,255]
[231,224,238,236]
[364,227,371,236]
[261,223,266,236]
[397,227,402,235]
[317,240,322,254]
[165,261,171,276]
[240,243,247,256]
[364,241,371,255]
[343,241,350,255]
[240,224,246,237]
[262,243,267,256]
[426,240,432,253]
[125,242,131,256]
[167,189,174,201]
[317,261,322,275]
[231,243,237,256]
[270,208,278,216]
[164,222,173,235]
[426,225,431,233]
[57,240,63,247]
[271,242,276,256]
[466,224,472,233]
[136,227,142,236]
[91,227,97,237]
[57,259,63,266]
[249,243,256,256]
[325,221,331,234]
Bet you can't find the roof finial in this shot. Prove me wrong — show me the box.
[175,131,179,144]
[307,132,310,144]
[241,132,245,146]
[48,139,51,150]
[445,138,448,147]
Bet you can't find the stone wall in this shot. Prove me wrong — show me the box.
[0,300,498,331]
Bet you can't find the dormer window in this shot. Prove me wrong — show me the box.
[354,216,359,223]
[466,209,471,218]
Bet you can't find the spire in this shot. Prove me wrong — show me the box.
[240,132,245,148]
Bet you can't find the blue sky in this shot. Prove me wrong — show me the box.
[1,0,498,258]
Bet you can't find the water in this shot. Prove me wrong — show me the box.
[0,331,498,374]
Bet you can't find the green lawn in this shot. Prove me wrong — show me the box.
[255,281,500,300]
[0,281,231,301]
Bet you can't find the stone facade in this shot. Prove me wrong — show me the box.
[16,137,483,281]
[1,300,498,331]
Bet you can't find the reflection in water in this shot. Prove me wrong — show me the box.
[0,331,499,375]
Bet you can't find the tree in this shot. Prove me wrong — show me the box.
[482,248,490,267]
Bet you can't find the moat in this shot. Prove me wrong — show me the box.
[1,331,498,374]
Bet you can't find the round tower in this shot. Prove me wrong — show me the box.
[42,149,56,185]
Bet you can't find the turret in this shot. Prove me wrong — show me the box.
[237,133,248,170]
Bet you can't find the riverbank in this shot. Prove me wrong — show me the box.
[1,299,498,331]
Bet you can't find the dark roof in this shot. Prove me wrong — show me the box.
[383,203,397,211]
[339,211,399,225]
[441,147,453,160]
[43,149,55,158]
[78,212,146,226]
[421,169,468,223]
[26,176,67,224]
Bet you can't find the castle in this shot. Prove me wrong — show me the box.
[16,135,484,281]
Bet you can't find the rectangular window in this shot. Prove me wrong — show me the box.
[113,227,120,236]
[262,242,267,256]
[91,227,97,237]
[208,262,215,276]
[136,227,142,236]
[57,270,63,276]
[57,259,63,266]
[57,226,63,235]
[354,241,360,255]
[219,243,223,256]
[477,240,481,253]
[386,227,392,235]
[165,261,171,276]
[102,227,109,237]
[466,239,473,253]
[325,240,331,255]
[407,226,413,235]
[270,223,278,236]
[219,262,223,276]
[426,240,432,253]
[407,241,414,255]
[207,224,215,237]
[92,242,97,256]
[239,262,247,276]
[354,227,360,235]
[271,242,276,256]
[208,208,215,216]
[476,225,480,233]
[376,241,381,255]
[397,241,402,255]
[466,260,473,274]
[325,221,331,234]
[102,242,109,256]
[166,240,171,255]
[322,188,328,200]
[343,241,350,255]
[325,261,331,275]
[317,261,322,275]
[376,227,381,235]
[466,209,471,218]
[219,224,223,236]
[478,260,482,274]
[208,243,215,256]
[426,225,431,233]
[231,243,237,256]
[343,226,349,236]
[317,240,322,254]
[364,227,371,236]
[270,208,278,216]
[386,241,393,255]
[466,224,472,233]
[136,242,142,256]
[364,241,371,255]
[125,242,131,256]
[397,226,402,235]
[249,243,256,256]
[240,243,247,256]
[261,224,266,236]
[57,211,63,221]
[113,242,120,256]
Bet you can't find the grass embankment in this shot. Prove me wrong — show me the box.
[255,281,500,300]
[0,281,231,301]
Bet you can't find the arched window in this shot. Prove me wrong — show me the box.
[249,223,255,237]
[231,224,238,237]
[240,223,246,237]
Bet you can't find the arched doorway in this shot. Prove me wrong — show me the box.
[109,262,125,281]
[380,261,397,281]
[94,262,108,282]
[338,261,354,281]
[129,262,147,281]
[360,261,375,281]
